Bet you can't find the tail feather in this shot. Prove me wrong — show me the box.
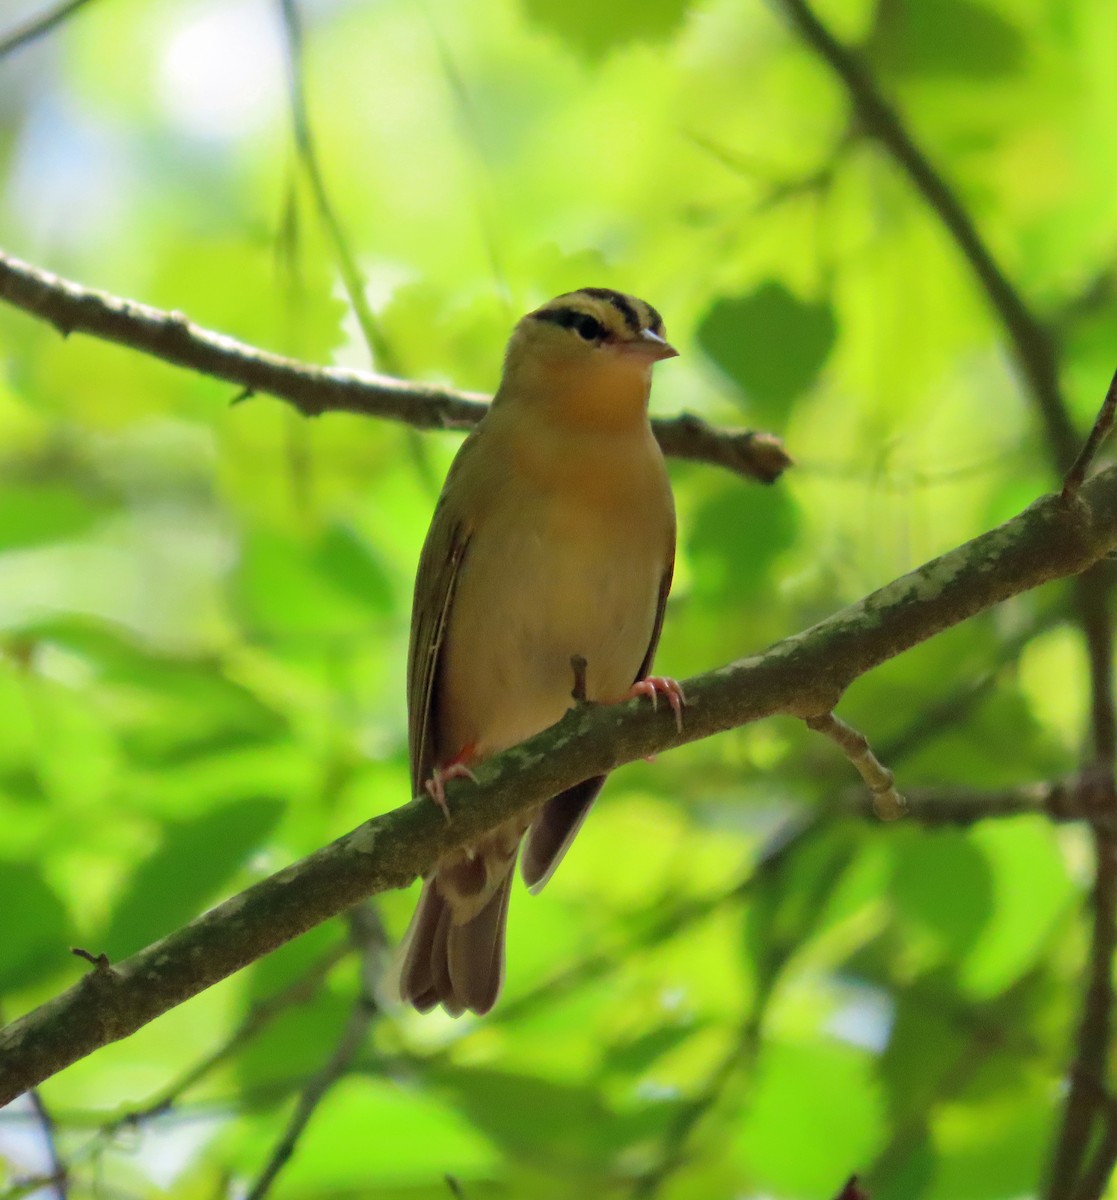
[522,776,605,891]
[447,868,512,1014]
[398,868,514,1017]
[396,877,448,1013]
[399,783,605,1016]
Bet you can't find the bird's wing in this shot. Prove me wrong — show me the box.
[523,552,676,891]
[407,442,478,798]
[635,552,675,685]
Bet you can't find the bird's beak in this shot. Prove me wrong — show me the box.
[621,329,679,362]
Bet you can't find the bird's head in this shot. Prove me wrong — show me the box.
[496,288,677,429]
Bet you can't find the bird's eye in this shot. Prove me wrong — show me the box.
[573,314,605,342]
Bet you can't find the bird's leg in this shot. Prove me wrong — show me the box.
[626,676,687,734]
[424,743,478,822]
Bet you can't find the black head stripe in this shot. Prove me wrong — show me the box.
[533,306,588,332]
[644,303,665,336]
[577,287,642,335]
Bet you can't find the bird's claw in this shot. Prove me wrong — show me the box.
[627,676,686,733]
[423,760,478,823]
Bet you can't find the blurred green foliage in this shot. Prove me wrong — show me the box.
[0,0,1114,1196]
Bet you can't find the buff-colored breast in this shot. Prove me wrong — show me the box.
[435,409,674,764]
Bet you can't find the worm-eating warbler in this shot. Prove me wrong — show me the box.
[397,288,681,1016]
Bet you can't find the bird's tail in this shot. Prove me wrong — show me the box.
[396,864,515,1016]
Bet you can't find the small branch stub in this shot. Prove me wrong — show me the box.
[570,654,589,704]
[71,947,112,973]
[807,712,906,820]
[1063,365,1117,501]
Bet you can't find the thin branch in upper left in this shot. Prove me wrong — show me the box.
[276,0,401,377]
[0,0,99,61]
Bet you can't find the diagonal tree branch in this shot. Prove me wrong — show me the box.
[99,933,352,1137]
[2,463,1117,1102]
[0,249,791,484]
[0,0,99,61]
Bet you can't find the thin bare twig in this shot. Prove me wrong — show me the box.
[1072,1097,1117,1200]
[773,0,1077,472]
[244,993,377,1200]
[243,908,386,1200]
[0,249,790,484]
[1063,367,1117,500]
[26,1090,67,1200]
[629,1018,760,1198]
[848,780,1082,827]
[0,0,99,61]
[276,0,401,376]
[1046,817,1117,1200]
[807,711,904,819]
[101,935,352,1136]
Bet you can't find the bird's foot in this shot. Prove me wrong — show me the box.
[626,676,687,734]
[423,749,478,823]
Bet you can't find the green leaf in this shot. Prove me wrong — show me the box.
[600,1020,706,1077]
[17,616,289,765]
[696,282,837,423]
[955,819,1074,998]
[743,823,862,993]
[687,480,800,605]
[871,0,1025,80]
[314,524,396,614]
[518,0,691,62]
[736,1038,886,1195]
[234,526,394,640]
[102,797,283,957]
[428,1067,617,1165]
[890,829,995,966]
[0,862,74,993]
[225,1076,500,1189]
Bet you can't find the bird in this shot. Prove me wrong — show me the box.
[396,287,682,1016]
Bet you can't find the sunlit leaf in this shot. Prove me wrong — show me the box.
[736,1038,886,1195]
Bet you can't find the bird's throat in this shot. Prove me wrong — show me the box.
[547,361,654,434]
